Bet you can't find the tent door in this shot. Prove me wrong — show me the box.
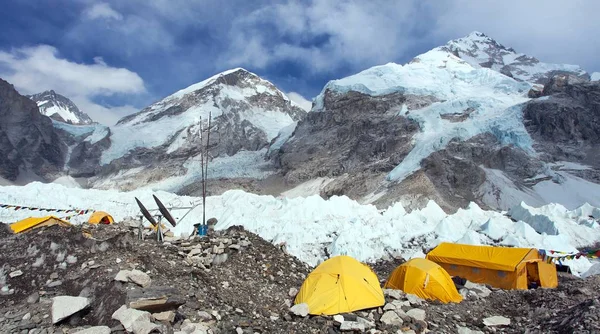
[526,263,540,288]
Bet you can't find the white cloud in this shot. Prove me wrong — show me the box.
[0,45,145,125]
[225,1,424,73]
[286,92,312,111]
[84,2,123,21]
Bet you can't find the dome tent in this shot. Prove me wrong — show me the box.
[294,255,384,315]
[88,211,114,224]
[384,258,462,303]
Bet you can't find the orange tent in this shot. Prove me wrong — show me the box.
[88,211,114,224]
[426,243,557,290]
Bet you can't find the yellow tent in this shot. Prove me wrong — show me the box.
[88,211,114,224]
[10,216,71,234]
[384,258,462,303]
[426,243,557,290]
[294,255,384,315]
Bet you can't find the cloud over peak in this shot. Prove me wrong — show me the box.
[0,45,145,125]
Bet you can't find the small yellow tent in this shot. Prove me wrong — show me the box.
[294,255,384,315]
[88,211,114,224]
[384,258,462,303]
[10,216,71,234]
[426,243,557,290]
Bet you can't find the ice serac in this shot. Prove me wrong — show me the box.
[0,79,67,182]
[439,31,589,84]
[28,90,93,125]
[78,68,306,193]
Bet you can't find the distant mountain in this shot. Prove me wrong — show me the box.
[0,79,66,182]
[62,68,306,193]
[28,90,93,125]
[438,31,589,84]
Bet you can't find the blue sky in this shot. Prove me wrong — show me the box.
[1,0,599,125]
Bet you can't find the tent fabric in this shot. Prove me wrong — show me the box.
[10,216,71,234]
[384,258,462,303]
[294,255,384,315]
[426,242,537,271]
[88,211,114,224]
[426,243,557,290]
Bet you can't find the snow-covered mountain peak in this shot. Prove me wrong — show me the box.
[27,90,93,125]
[438,32,588,84]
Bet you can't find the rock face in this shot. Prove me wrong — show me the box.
[439,31,589,84]
[522,76,600,167]
[27,90,93,125]
[273,89,422,198]
[51,296,91,324]
[0,78,66,181]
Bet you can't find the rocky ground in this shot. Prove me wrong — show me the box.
[0,221,599,334]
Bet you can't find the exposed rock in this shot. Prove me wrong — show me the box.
[289,303,309,317]
[111,305,152,332]
[483,315,511,326]
[333,314,344,325]
[406,308,426,322]
[127,286,186,312]
[288,287,298,298]
[128,269,152,288]
[152,310,175,322]
[383,289,405,300]
[380,310,403,326]
[457,326,484,334]
[73,326,112,334]
[132,317,161,334]
[340,321,365,331]
[9,270,23,278]
[464,281,492,298]
[51,296,90,324]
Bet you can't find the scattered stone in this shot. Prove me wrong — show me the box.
[483,315,511,326]
[51,296,90,324]
[356,316,375,329]
[73,326,112,334]
[22,313,31,321]
[405,294,424,306]
[152,310,175,322]
[288,287,298,297]
[127,286,186,312]
[47,280,62,288]
[27,292,39,304]
[290,303,309,317]
[457,326,485,334]
[66,255,77,264]
[383,288,405,300]
[465,281,492,298]
[236,327,243,334]
[112,305,152,332]
[340,321,365,331]
[128,269,152,288]
[114,270,130,282]
[132,317,161,334]
[380,311,403,326]
[333,314,344,325]
[9,270,23,278]
[406,308,426,322]
[197,311,212,322]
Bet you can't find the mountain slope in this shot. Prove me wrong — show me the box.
[28,90,93,125]
[438,31,589,84]
[272,33,600,212]
[0,79,66,182]
[65,68,306,193]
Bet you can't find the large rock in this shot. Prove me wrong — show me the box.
[112,305,152,332]
[483,315,511,326]
[406,308,426,321]
[464,281,492,298]
[380,310,403,326]
[115,269,152,288]
[289,303,309,317]
[339,321,365,331]
[51,296,90,324]
[127,286,186,312]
